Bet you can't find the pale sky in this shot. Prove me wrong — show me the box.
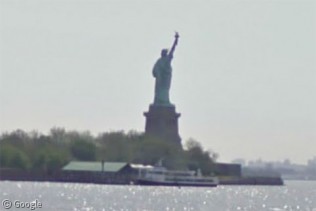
[1,0,315,164]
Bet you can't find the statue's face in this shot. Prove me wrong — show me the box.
[161,49,168,57]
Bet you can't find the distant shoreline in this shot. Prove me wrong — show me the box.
[0,168,284,186]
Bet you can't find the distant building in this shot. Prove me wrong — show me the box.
[214,163,241,177]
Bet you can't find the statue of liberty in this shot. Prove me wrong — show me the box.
[152,32,179,106]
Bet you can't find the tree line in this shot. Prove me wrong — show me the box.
[0,128,218,175]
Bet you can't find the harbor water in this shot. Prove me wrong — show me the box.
[1,181,315,211]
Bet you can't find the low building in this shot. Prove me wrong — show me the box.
[60,161,153,184]
[61,161,136,184]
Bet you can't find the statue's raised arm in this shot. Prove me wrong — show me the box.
[168,32,180,58]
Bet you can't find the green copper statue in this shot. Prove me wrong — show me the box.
[152,32,179,106]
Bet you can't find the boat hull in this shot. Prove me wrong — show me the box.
[136,179,217,187]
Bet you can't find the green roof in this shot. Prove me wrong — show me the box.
[62,161,128,172]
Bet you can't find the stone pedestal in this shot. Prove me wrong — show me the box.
[144,105,181,146]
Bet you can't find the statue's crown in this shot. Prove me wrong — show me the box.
[161,49,168,55]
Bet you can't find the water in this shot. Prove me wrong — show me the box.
[0,181,315,211]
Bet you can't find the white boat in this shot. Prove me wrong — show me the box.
[136,166,218,187]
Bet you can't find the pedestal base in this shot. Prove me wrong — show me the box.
[144,104,181,146]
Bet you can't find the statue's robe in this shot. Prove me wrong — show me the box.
[152,55,173,106]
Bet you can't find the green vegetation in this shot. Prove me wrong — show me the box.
[0,128,218,175]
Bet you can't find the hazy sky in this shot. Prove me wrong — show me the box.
[1,0,315,164]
